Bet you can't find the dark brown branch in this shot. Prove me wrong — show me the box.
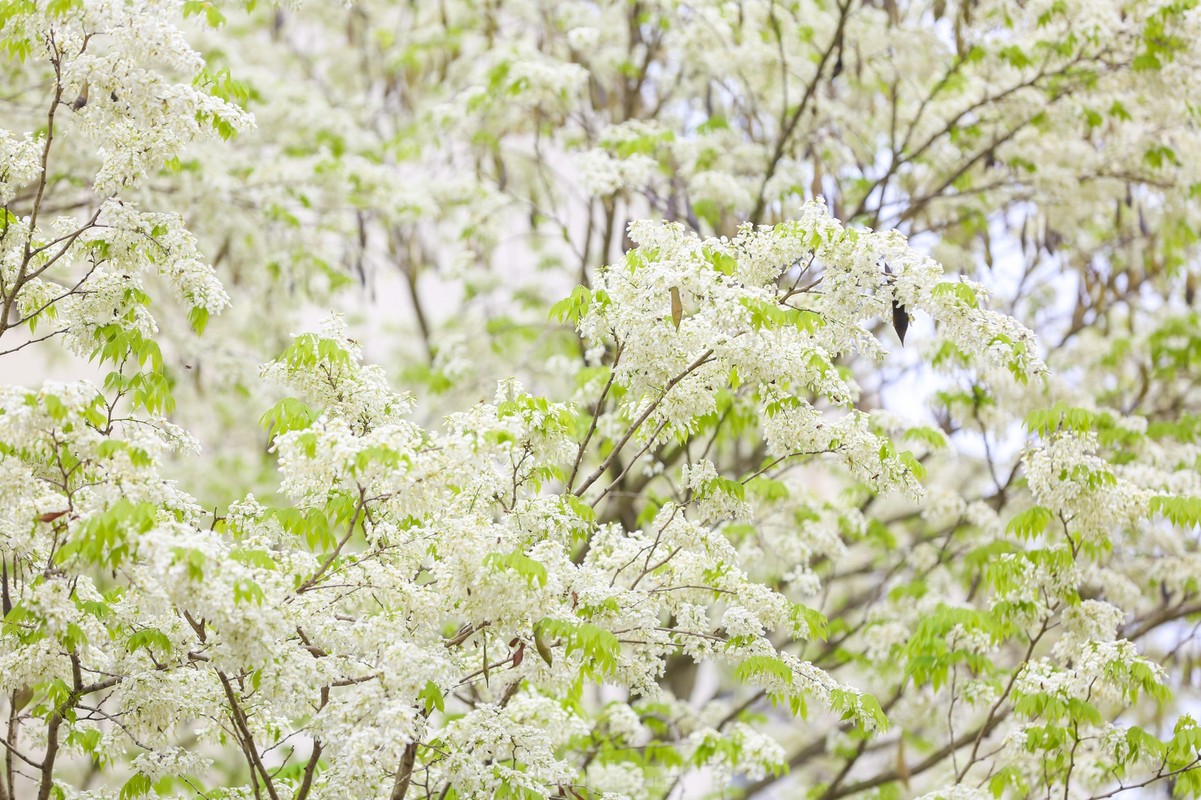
[390,741,419,800]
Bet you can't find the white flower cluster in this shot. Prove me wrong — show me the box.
[130,747,212,782]
[98,203,231,313]
[682,459,753,522]
[13,201,230,361]
[1024,431,1151,543]
[0,130,41,206]
[2,0,1200,797]
[574,149,659,196]
[579,204,1023,500]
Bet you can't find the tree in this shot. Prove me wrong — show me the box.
[1,1,1200,799]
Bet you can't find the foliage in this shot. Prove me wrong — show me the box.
[1,1,1201,799]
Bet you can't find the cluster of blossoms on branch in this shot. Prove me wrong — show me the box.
[2,0,1201,799]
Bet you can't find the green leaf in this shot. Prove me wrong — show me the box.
[419,680,445,714]
[1007,506,1053,539]
[233,578,265,605]
[1150,496,1201,527]
[703,246,738,276]
[126,628,172,656]
[55,500,158,569]
[931,281,980,309]
[1024,402,1098,436]
[119,773,153,800]
[549,285,592,324]
[188,306,210,334]
[735,655,792,686]
[485,551,548,588]
[259,397,317,437]
[538,619,621,676]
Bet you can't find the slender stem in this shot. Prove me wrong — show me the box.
[216,671,281,800]
[957,615,1053,781]
[591,419,667,507]
[750,0,852,224]
[575,348,715,497]
[296,489,367,594]
[566,341,622,493]
[0,38,64,338]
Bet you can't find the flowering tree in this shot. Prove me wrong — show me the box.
[2,1,1201,799]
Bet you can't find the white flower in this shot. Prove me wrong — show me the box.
[0,130,42,205]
